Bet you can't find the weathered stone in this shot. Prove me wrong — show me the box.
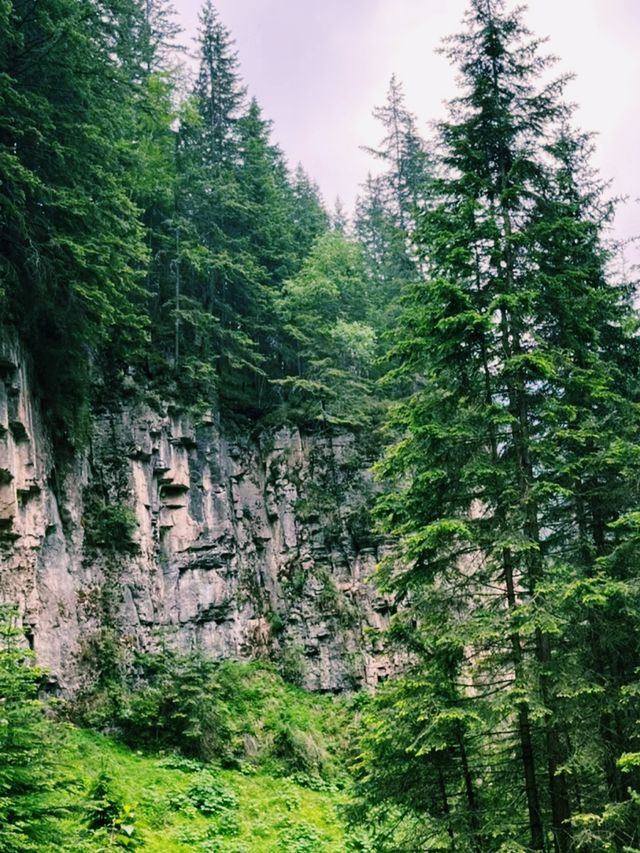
[0,329,400,693]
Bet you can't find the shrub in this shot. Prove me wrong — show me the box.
[83,496,138,553]
[84,771,141,849]
[277,645,306,687]
[115,652,240,764]
[272,723,328,777]
[0,605,63,852]
[277,817,328,852]
[176,773,238,816]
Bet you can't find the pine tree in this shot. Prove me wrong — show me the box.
[353,2,640,850]
[349,599,498,851]
[356,76,432,328]
[0,607,61,852]
[0,0,150,447]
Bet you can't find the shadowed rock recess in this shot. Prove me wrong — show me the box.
[0,331,396,693]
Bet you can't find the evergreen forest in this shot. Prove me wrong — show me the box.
[0,0,639,850]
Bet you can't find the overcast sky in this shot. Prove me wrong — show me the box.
[176,0,639,260]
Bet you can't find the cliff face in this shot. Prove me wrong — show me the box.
[0,332,395,693]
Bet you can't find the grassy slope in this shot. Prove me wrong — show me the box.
[53,726,349,852]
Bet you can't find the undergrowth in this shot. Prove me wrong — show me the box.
[50,726,354,851]
[72,653,353,788]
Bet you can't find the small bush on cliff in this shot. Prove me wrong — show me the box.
[83,496,139,554]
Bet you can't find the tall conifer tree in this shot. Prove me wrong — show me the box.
[356,76,432,328]
[353,2,640,850]
[193,0,245,165]
[0,0,149,446]
[288,164,330,265]
[0,607,62,852]
[173,1,264,411]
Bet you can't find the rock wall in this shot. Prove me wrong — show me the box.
[0,331,396,693]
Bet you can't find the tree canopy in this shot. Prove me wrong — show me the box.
[351,1,640,850]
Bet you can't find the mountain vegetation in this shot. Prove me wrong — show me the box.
[1,0,639,850]
[350,2,640,850]
[0,603,360,851]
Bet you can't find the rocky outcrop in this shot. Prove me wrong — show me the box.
[0,331,396,693]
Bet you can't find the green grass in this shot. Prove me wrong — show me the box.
[75,656,355,781]
[32,658,374,850]
[52,726,350,852]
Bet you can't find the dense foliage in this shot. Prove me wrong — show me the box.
[0,0,387,445]
[0,610,354,850]
[75,648,351,787]
[0,0,151,445]
[0,607,62,851]
[59,726,358,852]
[2,1,640,850]
[350,1,640,851]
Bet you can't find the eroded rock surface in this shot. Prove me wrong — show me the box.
[0,331,396,692]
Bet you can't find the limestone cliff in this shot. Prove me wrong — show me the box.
[0,331,395,692]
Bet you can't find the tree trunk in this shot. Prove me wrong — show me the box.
[504,549,547,851]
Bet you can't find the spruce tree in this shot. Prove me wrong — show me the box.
[356,75,432,327]
[354,2,640,850]
[527,125,640,849]
[0,607,61,852]
[173,1,261,412]
[331,197,350,234]
[99,0,185,405]
[235,98,297,289]
[138,0,183,74]
[0,0,149,446]
[288,164,330,266]
[362,74,431,233]
[173,2,326,417]
[193,0,245,166]
[355,174,413,331]
[275,233,377,429]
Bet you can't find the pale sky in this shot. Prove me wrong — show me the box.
[176,0,640,261]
